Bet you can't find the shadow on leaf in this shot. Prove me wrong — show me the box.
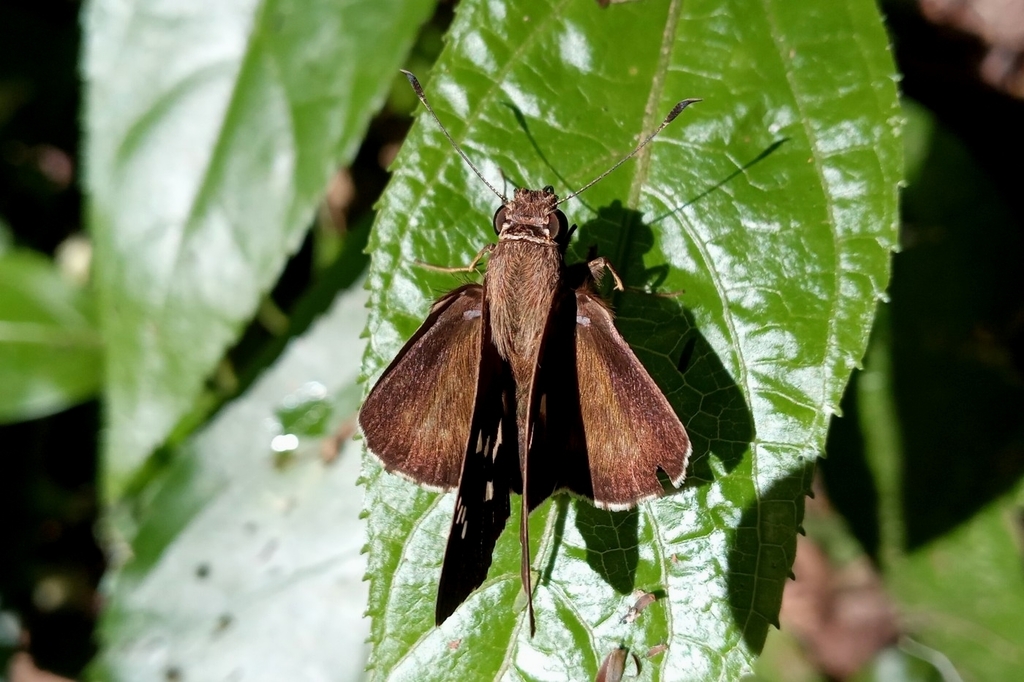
[728,457,815,653]
[574,502,639,595]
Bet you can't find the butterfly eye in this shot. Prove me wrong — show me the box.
[492,206,508,235]
[543,185,555,195]
[547,209,569,241]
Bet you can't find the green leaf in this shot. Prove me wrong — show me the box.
[0,249,102,423]
[360,0,901,678]
[82,0,436,500]
[91,282,371,682]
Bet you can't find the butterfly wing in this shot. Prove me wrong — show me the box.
[571,289,690,509]
[359,284,484,490]
[435,282,520,626]
[519,274,690,633]
[524,287,590,510]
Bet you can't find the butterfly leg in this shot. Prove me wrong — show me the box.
[586,254,684,297]
[586,256,625,291]
[416,244,494,274]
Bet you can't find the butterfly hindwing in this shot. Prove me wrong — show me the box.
[516,286,588,636]
[525,287,591,510]
[435,282,520,626]
[359,284,483,491]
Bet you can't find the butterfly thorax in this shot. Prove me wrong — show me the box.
[487,239,561,380]
[486,187,568,390]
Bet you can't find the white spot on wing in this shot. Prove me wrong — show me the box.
[461,521,468,539]
[577,315,591,326]
[463,309,482,320]
[476,431,484,454]
[485,480,494,501]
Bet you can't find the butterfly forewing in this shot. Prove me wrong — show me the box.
[359,284,484,490]
[570,290,691,509]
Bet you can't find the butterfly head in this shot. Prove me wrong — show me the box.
[492,186,573,249]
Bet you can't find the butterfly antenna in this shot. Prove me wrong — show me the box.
[557,98,701,206]
[401,70,506,202]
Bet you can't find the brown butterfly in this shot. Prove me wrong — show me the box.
[359,71,696,635]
